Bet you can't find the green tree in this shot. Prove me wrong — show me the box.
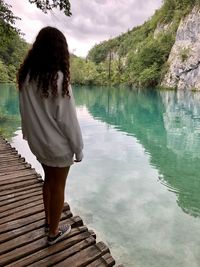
[0,0,20,34]
[29,0,71,16]
[0,60,8,82]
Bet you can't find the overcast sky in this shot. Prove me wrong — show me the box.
[6,0,163,57]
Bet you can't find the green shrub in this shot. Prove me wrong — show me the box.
[0,60,9,82]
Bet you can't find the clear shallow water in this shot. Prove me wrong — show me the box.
[1,84,200,267]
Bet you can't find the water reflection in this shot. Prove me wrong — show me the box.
[1,83,200,266]
[161,90,200,158]
[73,86,200,218]
[1,83,200,219]
[0,84,20,138]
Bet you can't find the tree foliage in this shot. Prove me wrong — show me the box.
[0,1,29,83]
[0,0,71,35]
[0,0,20,35]
[29,0,71,16]
[0,0,19,25]
[0,29,29,83]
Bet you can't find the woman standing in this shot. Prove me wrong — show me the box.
[17,26,83,245]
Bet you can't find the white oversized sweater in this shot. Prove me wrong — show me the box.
[19,71,83,167]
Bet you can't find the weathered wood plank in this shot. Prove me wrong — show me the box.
[86,253,116,267]
[0,200,43,221]
[0,174,39,186]
[0,219,83,266]
[6,226,88,267]
[0,144,12,150]
[0,204,70,234]
[0,179,39,192]
[0,189,42,206]
[0,151,18,157]
[30,236,96,267]
[0,163,32,173]
[54,241,110,267]
[0,216,81,260]
[0,168,36,181]
[0,209,74,244]
[0,155,22,162]
[0,183,42,198]
[0,227,46,258]
[0,158,26,166]
[0,205,72,225]
[0,158,26,168]
[0,203,45,224]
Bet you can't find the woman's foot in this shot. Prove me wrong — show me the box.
[47,224,71,245]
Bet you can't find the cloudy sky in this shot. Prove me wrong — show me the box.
[6,0,163,57]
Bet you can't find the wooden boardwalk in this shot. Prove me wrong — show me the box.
[0,136,122,267]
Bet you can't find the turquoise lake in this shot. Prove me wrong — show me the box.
[1,84,200,267]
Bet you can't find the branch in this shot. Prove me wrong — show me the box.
[29,0,72,16]
[0,0,21,34]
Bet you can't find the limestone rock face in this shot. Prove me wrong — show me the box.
[162,7,200,90]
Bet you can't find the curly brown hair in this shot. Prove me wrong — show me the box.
[17,26,70,98]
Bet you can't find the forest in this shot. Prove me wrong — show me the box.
[82,0,200,88]
[0,0,29,82]
[1,0,200,87]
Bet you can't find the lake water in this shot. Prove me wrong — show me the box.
[1,84,200,267]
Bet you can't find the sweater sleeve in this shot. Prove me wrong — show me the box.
[56,84,83,161]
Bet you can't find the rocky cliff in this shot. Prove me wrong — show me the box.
[162,7,200,90]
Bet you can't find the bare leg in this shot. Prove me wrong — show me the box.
[42,176,50,224]
[42,164,70,236]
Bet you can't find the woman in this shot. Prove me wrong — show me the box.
[17,26,83,245]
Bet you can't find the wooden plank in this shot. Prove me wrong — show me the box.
[30,236,96,267]
[0,152,17,156]
[0,174,39,186]
[0,226,46,256]
[0,144,11,149]
[0,212,77,244]
[0,158,26,168]
[0,163,32,173]
[0,151,18,157]
[0,179,39,192]
[0,194,43,213]
[0,204,70,233]
[86,253,116,267]
[0,155,21,162]
[0,216,82,261]
[0,199,43,220]
[0,188,42,206]
[0,162,26,170]
[6,226,88,267]
[0,183,42,198]
[0,168,36,180]
[0,203,45,225]
[0,216,84,258]
[54,241,109,267]
[0,152,18,157]
[0,157,26,165]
